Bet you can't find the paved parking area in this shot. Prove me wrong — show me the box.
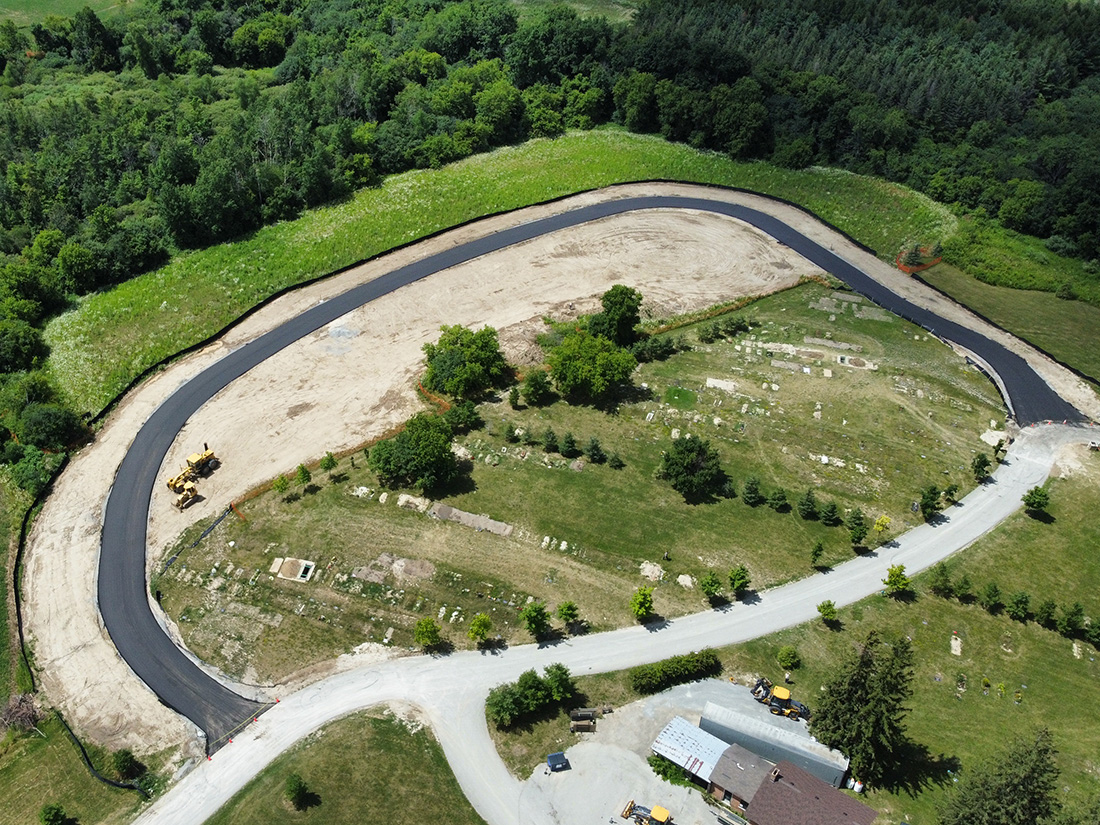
[521,679,806,825]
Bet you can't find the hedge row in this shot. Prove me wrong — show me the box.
[629,649,722,694]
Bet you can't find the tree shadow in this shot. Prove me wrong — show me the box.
[303,484,321,496]
[707,596,732,611]
[823,618,844,631]
[282,492,301,503]
[852,545,877,557]
[1025,509,1055,524]
[426,640,454,657]
[736,590,762,606]
[297,789,322,811]
[813,564,835,574]
[879,740,960,796]
[429,469,477,497]
[642,615,671,632]
[478,638,508,655]
[329,472,349,484]
[537,629,569,649]
[886,589,918,604]
[615,383,656,405]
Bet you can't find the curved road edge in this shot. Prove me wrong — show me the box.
[133,424,1092,825]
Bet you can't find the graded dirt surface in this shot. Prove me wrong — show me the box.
[22,182,1098,759]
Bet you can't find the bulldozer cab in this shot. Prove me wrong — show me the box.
[768,685,793,714]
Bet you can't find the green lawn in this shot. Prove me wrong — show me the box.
[45,129,956,416]
[205,710,487,825]
[493,471,1100,824]
[155,281,1003,683]
[0,0,133,26]
[921,262,1100,384]
[0,716,146,825]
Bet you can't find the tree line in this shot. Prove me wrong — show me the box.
[2,0,1097,491]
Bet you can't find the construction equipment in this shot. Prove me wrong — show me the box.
[173,482,198,509]
[166,444,219,492]
[752,677,811,721]
[622,799,672,824]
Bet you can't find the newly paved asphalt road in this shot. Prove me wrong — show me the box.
[98,195,1087,752]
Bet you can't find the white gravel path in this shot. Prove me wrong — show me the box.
[132,423,1093,825]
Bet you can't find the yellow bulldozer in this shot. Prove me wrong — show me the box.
[173,481,198,509]
[166,444,218,492]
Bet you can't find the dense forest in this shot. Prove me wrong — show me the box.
[0,0,1098,492]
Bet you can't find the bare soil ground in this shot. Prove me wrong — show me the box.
[22,182,1095,757]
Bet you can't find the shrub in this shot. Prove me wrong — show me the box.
[485,664,575,727]
[776,645,801,670]
[629,650,721,694]
[443,399,483,433]
[285,773,310,811]
[39,804,66,825]
[1034,598,1058,628]
[818,600,838,624]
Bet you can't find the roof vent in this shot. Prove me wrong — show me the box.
[770,767,781,782]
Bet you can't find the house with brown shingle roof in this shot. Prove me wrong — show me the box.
[746,761,877,825]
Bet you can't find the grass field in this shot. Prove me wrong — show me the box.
[512,0,639,21]
[0,715,147,825]
[45,130,957,416]
[154,282,1002,683]
[205,710,487,825]
[921,262,1100,384]
[493,465,1100,824]
[0,0,133,26]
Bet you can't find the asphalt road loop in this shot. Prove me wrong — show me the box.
[98,194,1086,753]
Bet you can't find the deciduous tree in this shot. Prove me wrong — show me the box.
[414,617,442,650]
[817,600,838,624]
[522,369,553,406]
[368,413,457,492]
[699,571,723,601]
[1022,485,1050,514]
[882,564,910,597]
[547,331,636,403]
[468,613,492,644]
[519,601,551,638]
[423,324,509,399]
[630,586,654,621]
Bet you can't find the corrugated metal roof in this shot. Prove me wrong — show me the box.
[700,702,849,788]
[651,716,729,781]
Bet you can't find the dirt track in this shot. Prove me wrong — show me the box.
[23,182,1098,756]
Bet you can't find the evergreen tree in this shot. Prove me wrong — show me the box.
[939,729,1061,825]
[848,508,868,546]
[1006,592,1030,622]
[560,431,577,457]
[927,562,954,598]
[584,436,606,464]
[819,500,841,526]
[809,631,914,786]
[796,488,818,519]
[810,540,825,568]
[766,487,788,512]
[741,476,764,506]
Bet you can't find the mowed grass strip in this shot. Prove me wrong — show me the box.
[492,469,1100,822]
[45,129,955,415]
[204,710,487,825]
[0,715,145,825]
[0,0,131,25]
[921,262,1100,384]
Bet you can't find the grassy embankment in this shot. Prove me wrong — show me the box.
[0,0,132,26]
[45,129,958,416]
[204,710,486,825]
[493,467,1100,824]
[154,281,1002,683]
[0,715,152,825]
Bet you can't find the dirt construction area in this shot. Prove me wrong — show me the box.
[22,182,1099,757]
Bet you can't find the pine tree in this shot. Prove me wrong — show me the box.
[819,500,841,526]
[927,562,954,598]
[939,729,1060,825]
[742,476,764,506]
[796,488,818,519]
[809,631,914,786]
